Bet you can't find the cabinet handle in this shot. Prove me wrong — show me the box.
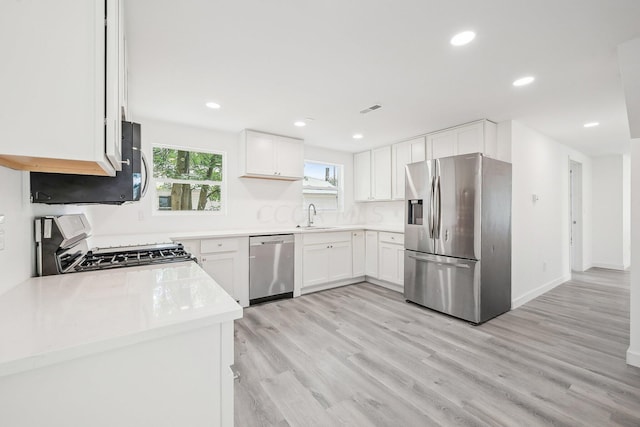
[218,243,223,247]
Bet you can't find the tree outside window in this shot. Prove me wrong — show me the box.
[153,146,224,212]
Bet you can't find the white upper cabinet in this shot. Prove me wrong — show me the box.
[371,147,392,200]
[354,146,392,201]
[354,151,372,201]
[391,137,426,200]
[0,0,125,176]
[428,120,499,160]
[239,130,303,180]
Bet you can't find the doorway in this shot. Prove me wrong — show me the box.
[570,160,583,271]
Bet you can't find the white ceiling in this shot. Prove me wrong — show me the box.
[125,0,640,155]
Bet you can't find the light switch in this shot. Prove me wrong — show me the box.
[0,214,5,224]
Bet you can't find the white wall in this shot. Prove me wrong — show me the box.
[591,155,630,270]
[510,120,592,307]
[0,167,32,295]
[617,37,640,368]
[630,139,640,367]
[84,118,360,237]
[623,154,631,268]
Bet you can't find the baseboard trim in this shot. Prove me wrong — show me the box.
[591,263,627,271]
[627,348,640,368]
[300,277,363,295]
[511,275,570,309]
[365,277,403,293]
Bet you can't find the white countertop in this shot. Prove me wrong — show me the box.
[169,223,404,241]
[0,262,242,377]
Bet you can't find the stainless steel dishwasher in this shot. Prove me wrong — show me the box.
[249,234,294,305]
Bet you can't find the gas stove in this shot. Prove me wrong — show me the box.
[35,215,196,276]
[77,243,195,272]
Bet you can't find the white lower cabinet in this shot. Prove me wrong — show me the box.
[302,232,353,289]
[365,231,379,278]
[181,237,249,307]
[377,232,405,286]
[352,230,365,277]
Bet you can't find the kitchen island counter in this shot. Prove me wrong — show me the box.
[0,262,241,427]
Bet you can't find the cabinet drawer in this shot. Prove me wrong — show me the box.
[379,232,404,245]
[303,231,351,245]
[201,238,240,254]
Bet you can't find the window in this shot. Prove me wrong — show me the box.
[303,161,343,211]
[152,146,224,212]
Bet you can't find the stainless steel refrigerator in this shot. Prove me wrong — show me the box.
[404,153,511,323]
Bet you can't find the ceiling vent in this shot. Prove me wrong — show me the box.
[360,104,383,114]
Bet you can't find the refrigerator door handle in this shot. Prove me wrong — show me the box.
[428,178,435,237]
[434,175,442,239]
[407,253,472,269]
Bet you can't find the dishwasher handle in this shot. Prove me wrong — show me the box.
[249,234,295,246]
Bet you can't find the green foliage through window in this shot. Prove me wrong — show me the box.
[153,147,224,212]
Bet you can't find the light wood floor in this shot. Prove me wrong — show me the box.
[234,268,640,426]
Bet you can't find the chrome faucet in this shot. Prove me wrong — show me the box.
[307,203,317,227]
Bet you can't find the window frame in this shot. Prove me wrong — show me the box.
[302,159,344,213]
[151,144,227,216]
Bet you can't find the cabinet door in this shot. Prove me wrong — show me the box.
[429,130,457,159]
[201,252,238,300]
[365,231,378,278]
[391,142,411,200]
[352,231,365,277]
[456,122,484,155]
[245,131,277,176]
[303,243,330,287]
[354,151,372,201]
[396,245,405,285]
[379,242,400,284]
[329,241,352,281]
[378,242,395,283]
[391,137,425,200]
[410,137,426,162]
[276,136,304,178]
[0,0,116,175]
[105,0,123,170]
[371,146,392,200]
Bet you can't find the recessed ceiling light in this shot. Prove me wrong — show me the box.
[512,76,535,87]
[450,31,476,46]
[205,102,221,109]
[294,121,306,127]
[584,122,599,128]
[352,133,363,140]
